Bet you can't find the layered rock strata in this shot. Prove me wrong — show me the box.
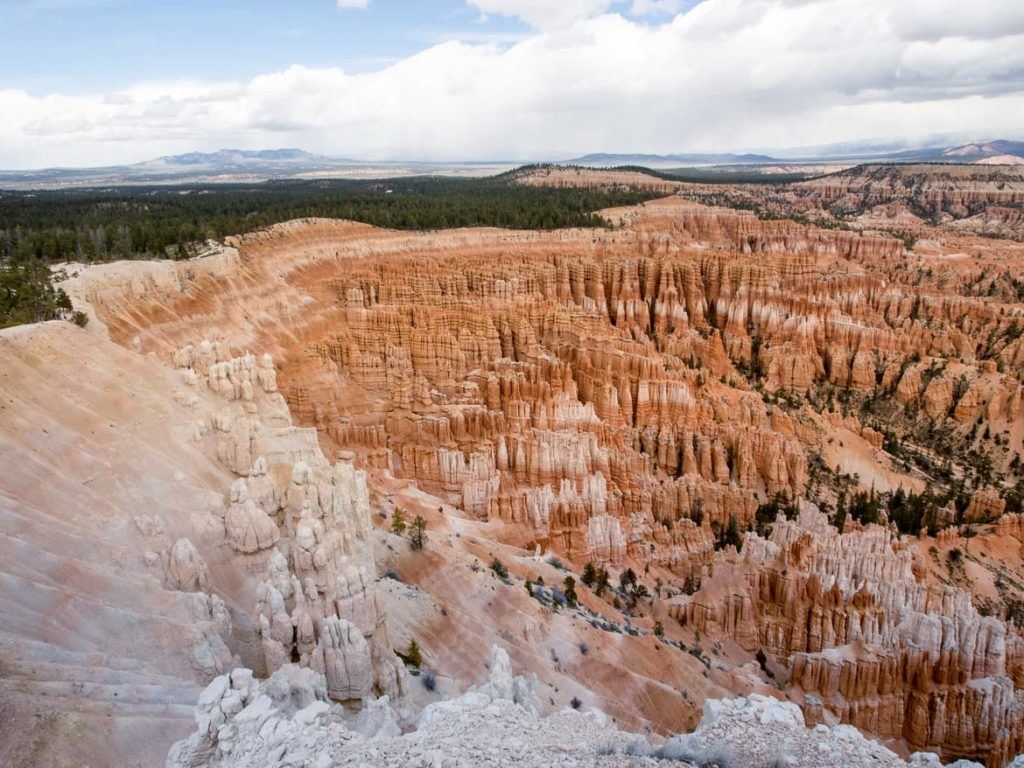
[91,200,1021,565]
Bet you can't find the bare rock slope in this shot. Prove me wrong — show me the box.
[0,322,234,767]
[0,321,401,766]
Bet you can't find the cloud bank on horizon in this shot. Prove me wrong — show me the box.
[3,0,1023,168]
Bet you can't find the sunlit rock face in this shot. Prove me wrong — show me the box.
[98,199,1018,554]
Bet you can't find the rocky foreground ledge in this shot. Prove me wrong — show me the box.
[166,646,1011,768]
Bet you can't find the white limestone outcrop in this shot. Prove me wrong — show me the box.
[168,647,1014,768]
[225,479,280,554]
[177,342,406,705]
[166,537,210,592]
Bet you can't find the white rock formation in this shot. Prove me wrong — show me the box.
[246,456,278,514]
[656,694,989,768]
[476,645,539,714]
[183,344,404,703]
[319,616,374,702]
[224,479,280,554]
[166,537,210,592]
[169,647,1011,768]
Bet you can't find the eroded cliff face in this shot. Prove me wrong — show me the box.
[516,162,1024,241]
[170,341,405,704]
[83,199,1020,544]
[672,506,1024,766]
[68,194,1024,765]
[0,323,402,766]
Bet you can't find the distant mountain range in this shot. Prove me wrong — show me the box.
[151,148,340,166]
[1,140,1022,189]
[565,152,778,166]
[939,140,1024,158]
[566,141,1024,167]
[851,139,1024,163]
[0,148,351,188]
[0,149,515,190]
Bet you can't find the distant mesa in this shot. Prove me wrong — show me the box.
[976,154,1024,166]
[0,149,517,190]
[564,141,1024,166]
[829,138,1024,164]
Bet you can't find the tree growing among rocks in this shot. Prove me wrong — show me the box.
[619,568,637,591]
[408,515,427,550]
[406,639,422,668]
[390,509,406,535]
[563,576,578,608]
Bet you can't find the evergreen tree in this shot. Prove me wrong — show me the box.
[619,568,637,591]
[406,639,422,668]
[563,576,578,608]
[390,509,406,535]
[581,561,597,588]
[408,515,427,550]
[55,288,72,311]
[691,499,704,527]
[716,515,743,551]
[833,490,848,531]
[1,260,59,328]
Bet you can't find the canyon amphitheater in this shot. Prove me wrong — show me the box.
[3,170,1024,768]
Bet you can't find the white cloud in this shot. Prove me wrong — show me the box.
[630,0,687,14]
[466,0,613,29]
[2,0,1023,168]
[336,0,370,8]
[886,0,1024,41]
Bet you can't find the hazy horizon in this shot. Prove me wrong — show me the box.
[7,133,1024,173]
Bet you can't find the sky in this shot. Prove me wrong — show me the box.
[1,0,1023,168]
